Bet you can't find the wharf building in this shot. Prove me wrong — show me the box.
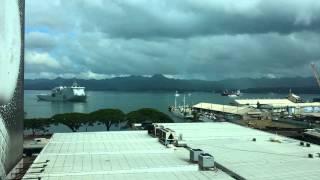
[192,93,320,121]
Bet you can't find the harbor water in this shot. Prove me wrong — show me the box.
[25,90,317,118]
[24,90,317,132]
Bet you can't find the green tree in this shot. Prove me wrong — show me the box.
[52,113,88,132]
[126,108,173,127]
[24,118,51,136]
[83,115,96,132]
[90,109,125,131]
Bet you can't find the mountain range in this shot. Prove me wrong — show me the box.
[24,74,320,94]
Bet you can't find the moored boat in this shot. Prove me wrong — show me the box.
[37,82,87,102]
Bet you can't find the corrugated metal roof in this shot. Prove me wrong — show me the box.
[156,122,320,180]
[192,102,252,115]
[23,131,232,180]
[235,99,320,109]
[235,99,294,105]
[24,123,320,180]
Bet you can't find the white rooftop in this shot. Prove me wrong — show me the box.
[23,123,320,180]
[156,122,320,180]
[235,99,320,109]
[235,98,295,106]
[193,102,252,115]
[23,131,232,180]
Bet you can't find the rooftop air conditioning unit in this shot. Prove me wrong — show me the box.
[159,128,176,145]
[199,153,215,170]
[148,124,157,136]
[190,149,203,162]
[154,125,164,137]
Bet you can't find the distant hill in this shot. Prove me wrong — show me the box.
[24,74,320,93]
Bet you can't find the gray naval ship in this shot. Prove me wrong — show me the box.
[37,82,87,102]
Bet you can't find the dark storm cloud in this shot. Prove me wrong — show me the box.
[25,31,57,50]
[25,0,320,80]
[72,0,320,38]
[186,32,320,78]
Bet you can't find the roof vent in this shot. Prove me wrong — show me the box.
[190,149,203,162]
[300,141,304,146]
[306,143,311,147]
[178,133,183,141]
[199,153,215,170]
[308,154,313,158]
[175,133,187,147]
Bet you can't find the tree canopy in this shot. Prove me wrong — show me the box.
[51,112,88,132]
[25,108,173,133]
[126,108,173,126]
[24,118,51,136]
[90,109,125,131]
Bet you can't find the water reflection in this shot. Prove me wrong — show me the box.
[50,101,88,115]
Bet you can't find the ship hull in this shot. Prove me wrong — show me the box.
[168,107,193,120]
[37,95,87,102]
[37,85,87,102]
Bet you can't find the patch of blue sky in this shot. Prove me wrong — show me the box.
[25,26,51,33]
[26,26,77,39]
[67,31,77,38]
[27,26,71,36]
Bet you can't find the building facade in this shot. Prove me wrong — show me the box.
[0,0,24,178]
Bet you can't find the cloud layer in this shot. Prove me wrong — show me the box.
[26,0,320,80]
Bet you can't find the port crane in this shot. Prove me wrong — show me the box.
[311,63,320,89]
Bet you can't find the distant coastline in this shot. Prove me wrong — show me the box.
[24,74,319,94]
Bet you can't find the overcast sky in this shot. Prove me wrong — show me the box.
[25,0,320,80]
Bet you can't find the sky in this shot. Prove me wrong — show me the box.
[25,0,320,80]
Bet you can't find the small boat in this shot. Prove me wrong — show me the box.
[168,91,193,119]
[169,106,193,119]
[198,113,217,122]
[221,90,241,97]
[228,94,238,98]
[221,90,230,96]
[37,82,87,102]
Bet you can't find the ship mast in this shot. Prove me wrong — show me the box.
[311,63,320,89]
[183,94,186,112]
[174,91,179,109]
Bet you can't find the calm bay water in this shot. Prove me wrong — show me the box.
[24,90,318,132]
[25,90,317,119]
